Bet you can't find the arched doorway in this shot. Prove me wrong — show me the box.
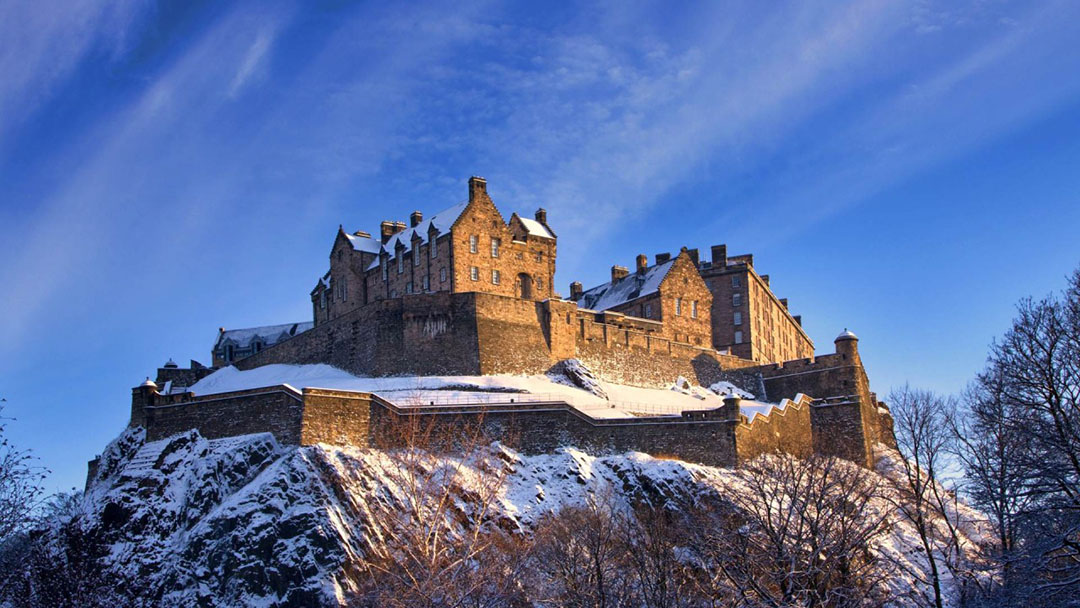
[517,273,534,300]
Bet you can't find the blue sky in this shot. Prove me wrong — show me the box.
[2,0,1079,492]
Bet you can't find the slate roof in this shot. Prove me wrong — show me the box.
[214,322,314,350]
[575,260,676,311]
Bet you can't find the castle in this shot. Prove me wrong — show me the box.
[127,176,894,473]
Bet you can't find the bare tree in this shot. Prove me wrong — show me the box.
[689,453,892,608]
[528,488,634,608]
[349,410,527,607]
[620,504,696,608]
[981,270,1080,602]
[950,368,1038,594]
[0,404,47,544]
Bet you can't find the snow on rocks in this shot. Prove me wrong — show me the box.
[76,429,991,607]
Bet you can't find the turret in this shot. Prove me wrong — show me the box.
[834,329,860,362]
[130,377,158,428]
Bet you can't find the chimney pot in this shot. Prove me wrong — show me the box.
[410,211,423,227]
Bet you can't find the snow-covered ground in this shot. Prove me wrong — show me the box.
[77,428,993,607]
[188,363,785,420]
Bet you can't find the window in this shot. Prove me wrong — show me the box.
[469,235,478,253]
[381,258,388,281]
[414,249,420,266]
[536,277,544,290]
[731,275,741,288]
[423,275,430,291]
[341,277,347,302]
[535,251,543,262]
[492,269,501,284]
[675,298,682,316]
[406,282,413,294]
[440,267,447,282]
[691,300,698,318]
[734,330,743,344]
[390,289,397,298]
[470,266,479,281]
[431,239,437,258]
[644,303,652,318]
[732,292,741,306]
[320,289,326,309]
[734,311,742,326]
[397,255,404,274]
[491,238,501,258]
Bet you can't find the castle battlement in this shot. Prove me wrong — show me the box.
[129,177,895,472]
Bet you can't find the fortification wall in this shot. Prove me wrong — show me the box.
[749,352,880,466]
[734,395,814,462]
[231,291,752,389]
[142,386,305,445]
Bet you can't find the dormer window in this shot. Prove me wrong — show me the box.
[397,255,404,274]
[431,238,437,259]
[414,249,420,266]
[381,257,388,281]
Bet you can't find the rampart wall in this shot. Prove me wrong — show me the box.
[235,291,757,389]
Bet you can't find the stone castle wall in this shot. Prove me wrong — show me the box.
[235,290,758,389]
[734,394,814,463]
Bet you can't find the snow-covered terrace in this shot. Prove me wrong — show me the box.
[188,364,789,422]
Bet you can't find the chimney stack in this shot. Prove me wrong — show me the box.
[410,211,423,227]
[780,298,788,309]
[611,265,629,282]
[636,254,648,274]
[535,208,547,224]
[711,244,727,267]
[570,281,583,301]
[380,221,406,244]
[794,315,802,326]
[468,176,487,202]
[655,252,671,265]
[686,248,700,266]
[761,274,770,287]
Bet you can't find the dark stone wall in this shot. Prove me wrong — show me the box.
[143,386,304,446]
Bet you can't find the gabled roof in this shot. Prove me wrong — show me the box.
[575,259,676,311]
[214,322,314,350]
[366,201,470,270]
[517,217,555,239]
[343,231,381,254]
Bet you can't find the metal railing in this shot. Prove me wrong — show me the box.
[386,390,720,417]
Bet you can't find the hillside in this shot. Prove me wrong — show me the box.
[62,426,992,607]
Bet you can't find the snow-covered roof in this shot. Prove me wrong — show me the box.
[836,329,858,341]
[215,322,314,350]
[343,232,381,254]
[364,200,470,270]
[518,217,554,239]
[575,259,675,311]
